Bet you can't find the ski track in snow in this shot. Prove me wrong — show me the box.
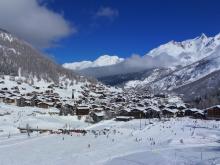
[0,103,220,165]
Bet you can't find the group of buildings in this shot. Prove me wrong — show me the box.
[0,76,220,122]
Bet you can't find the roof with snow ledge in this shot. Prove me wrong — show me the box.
[162,108,178,113]
[187,108,203,112]
[94,112,105,117]
[205,105,220,110]
[146,105,160,112]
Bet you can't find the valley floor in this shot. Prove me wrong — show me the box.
[0,103,220,165]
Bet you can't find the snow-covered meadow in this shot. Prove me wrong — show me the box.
[0,103,220,165]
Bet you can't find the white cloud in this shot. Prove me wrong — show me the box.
[95,7,119,20]
[75,53,179,77]
[0,0,75,48]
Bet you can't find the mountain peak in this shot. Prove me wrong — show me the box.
[63,55,124,70]
[199,33,207,40]
[147,32,220,67]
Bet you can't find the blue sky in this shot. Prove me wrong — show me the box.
[43,0,220,64]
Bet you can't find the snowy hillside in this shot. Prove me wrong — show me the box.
[152,47,220,91]
[124,46,220,108]
[0,74,122,109]
[0,29,88,84]
[0,75,87,100]
[0,29,123,112]
[63,55,124,70]
[147,33,220,66]
[120,33,220,108]
[125,68,173,88]
[125,33,220,90]
[0,103,219,165]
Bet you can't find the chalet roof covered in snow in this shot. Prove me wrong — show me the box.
[146,105,160,112]
[94,111,105,117]
[162,108,179,113]
[205,105,220,110]
[77,105,90,110]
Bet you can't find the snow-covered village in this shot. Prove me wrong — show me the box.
[0,0,220,165]
[0,72,220,164]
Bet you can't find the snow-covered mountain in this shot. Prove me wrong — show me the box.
[123,33,220,108]
[124,33,220,88]
[0,28,91,85]
[125,68,174,88]
[151,47,220,91]
[0,28,123,107]
[147,33,220,66]
[71,33,220,87]
[63,55,124,70]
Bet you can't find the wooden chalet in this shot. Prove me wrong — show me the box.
[176,103,186,110]
[0,93,4,102]
[59,105,74,116]
[129,107,147,119]
[166,104,177,109]
[162,108,178,118]
[145,106,161,118]
[184,108,200,116]
[76,105,90,115]
[192,111,205,119]
[205,105,220,120]
[37,102,54,109]
[90,111,105,123]
[16,97,26,107]
[176,110,185,117]
[93,107,103,112]
[119,109,130,116]
[115,116,133,122]
[3,96,17,105]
